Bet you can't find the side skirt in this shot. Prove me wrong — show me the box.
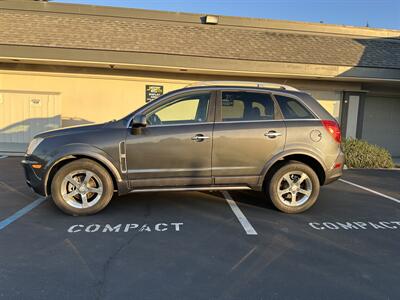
[129,186,252,193]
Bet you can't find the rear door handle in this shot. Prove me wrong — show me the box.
[191,134,210,142]
[264,131,282,138]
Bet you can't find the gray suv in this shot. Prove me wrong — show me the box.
[22,81,344,215]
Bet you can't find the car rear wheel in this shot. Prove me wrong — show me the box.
[267,161,320,213]
[51,159,114,216]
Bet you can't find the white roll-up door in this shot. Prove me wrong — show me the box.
[0,91,61,153]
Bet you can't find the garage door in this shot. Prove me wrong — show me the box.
[0,91,61,153]
[362,95,400,156]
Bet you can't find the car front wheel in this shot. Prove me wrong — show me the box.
[268,161,320,214]
[51,159,114,216]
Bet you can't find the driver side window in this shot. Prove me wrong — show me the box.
[146,93,210,126]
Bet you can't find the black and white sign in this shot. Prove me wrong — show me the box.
[145,85,164,102]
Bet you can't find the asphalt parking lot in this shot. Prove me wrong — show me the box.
[0,156,399,300]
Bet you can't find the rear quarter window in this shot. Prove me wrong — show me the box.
[274,95,315,119]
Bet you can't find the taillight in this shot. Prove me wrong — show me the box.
[322,120,341,143]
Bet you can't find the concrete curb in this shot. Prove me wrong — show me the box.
[346,167,400,171]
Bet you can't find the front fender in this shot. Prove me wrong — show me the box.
[43,143,124,196]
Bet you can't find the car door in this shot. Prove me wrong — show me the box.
[125,91,215,188]
[212,90,286,185]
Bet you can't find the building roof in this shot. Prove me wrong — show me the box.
[0,0,399,81]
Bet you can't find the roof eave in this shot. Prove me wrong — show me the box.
[0,45,399,82]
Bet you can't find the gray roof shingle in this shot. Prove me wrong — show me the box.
[1,9,399,69]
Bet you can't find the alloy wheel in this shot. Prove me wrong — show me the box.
[60,169,103,209]
[277,171,313,207]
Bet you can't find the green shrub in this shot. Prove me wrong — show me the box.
[342,138,394,169]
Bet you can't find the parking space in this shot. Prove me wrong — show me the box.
[340,169,400,200]
[0,157,399,299]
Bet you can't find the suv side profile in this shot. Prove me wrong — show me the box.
[22,81,344,215]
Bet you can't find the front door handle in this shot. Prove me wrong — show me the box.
[264,131,282,138]
[191,134,210,142]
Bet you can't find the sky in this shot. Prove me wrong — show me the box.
[55,0,400,30]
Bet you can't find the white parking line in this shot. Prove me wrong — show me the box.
[222,191,258,235]
[339,179,400,204]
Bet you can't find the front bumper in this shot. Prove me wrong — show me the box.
[324,151,345,185]
[21,159,46,196]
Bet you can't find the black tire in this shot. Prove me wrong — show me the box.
[51,159,114,216]
[267,161,320,214]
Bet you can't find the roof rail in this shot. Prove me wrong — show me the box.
[186,81,299,91]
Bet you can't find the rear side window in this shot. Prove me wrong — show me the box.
[221,92,275,122]
[274,95,315,119]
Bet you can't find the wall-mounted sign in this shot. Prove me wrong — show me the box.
[222,98,234,106]
[145,85,163,102]
[30,98,41,106]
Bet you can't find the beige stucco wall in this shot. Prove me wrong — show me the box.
[0,71,191,127]
[0,67,363,129]
[304,90,342,121]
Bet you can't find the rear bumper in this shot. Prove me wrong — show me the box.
[324,151,345,185]
[21,159,46,196]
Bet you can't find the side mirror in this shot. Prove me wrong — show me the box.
[132,114,147,127]
[131,114,147,134]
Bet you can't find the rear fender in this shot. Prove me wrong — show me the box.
[257,149,327,189]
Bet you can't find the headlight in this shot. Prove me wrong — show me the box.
[26,138,44,155]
